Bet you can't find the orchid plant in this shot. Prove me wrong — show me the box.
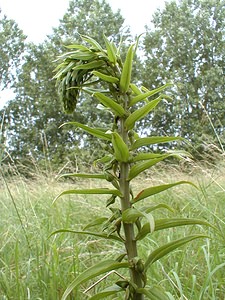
[52,35,211,300]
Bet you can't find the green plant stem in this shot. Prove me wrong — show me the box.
[119,115,144,300]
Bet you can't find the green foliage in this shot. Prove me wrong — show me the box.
[1,0,131,167]
[0,10,26,89]
[52,35,213,299]
[142,0,225,149]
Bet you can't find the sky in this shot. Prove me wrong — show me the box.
[0,0,166,109]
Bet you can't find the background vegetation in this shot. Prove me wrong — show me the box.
[0,0,224,172]
[0,161,225,299]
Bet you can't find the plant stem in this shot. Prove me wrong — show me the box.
[119,115,144,300]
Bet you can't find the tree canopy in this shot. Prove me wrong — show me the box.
[0,10,26,89]
[142,0,225,148]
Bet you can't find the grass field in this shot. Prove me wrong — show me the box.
[0,160,225,299]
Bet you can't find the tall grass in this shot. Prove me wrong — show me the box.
[0,160,224,299]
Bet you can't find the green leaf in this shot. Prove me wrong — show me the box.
[58,173,106,180]
[73,60,105,70]
[69,51,96,61]
[122,208,155,233]
[112,132,130,162]
[94,155,112,165]
[94,92,126,117]
[64,44,90,51]
[83,217,108,230]
[142,203,174,214]
[92,71,119,83]
[132,181,196,203]
[128,156,170,181]
[89,285,123,300]
[53,188,122,204]
[122,208,143,223]
[103,34,117,64]
[130,83,142,95]
[80,34,104,52]
[119,44,134,93]
[137,286,170,300]
[131,136,182,150]
[155,218,213,231]
[59,121,111,140]
[133,153,169,162]
[61,260,129,300]
[53,61,77,78]
[129,83,173,106]
[50,229,122,242]
[125,98,162,130]
[136,218,212,241]
[144,235,208,271]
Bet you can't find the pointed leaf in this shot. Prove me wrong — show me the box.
[131,136,183,150]
[94,155,112,165]
[128,156,170,181]
[94,93,126,117]
[61,260,129,300]
[69,51,96,60]
[50,229,122,242]
[73,60,105,70]
[59,121,111,140]
[125,98,162,130]
[92,71,119,83]
[58,173,106,180]
[136,218,212,241]
[83,217,108,230]
[154,218,213,231]
[53,61,77,78]
[89,285,123,300]
[144,235,208,271]
[130,83,142,95]
[53,188,122,204]
[129,83,172,106]
[143,203,174,214]
[119,44,134,93]
[64,44,90,51]
[122,208,143,223]
[112,132,130,162]
[132,181,196,203]
[103,34,117,64]
[80,34,104,52]
[133,153,169,162]
[137,286,170,300]
[122,208,155,233]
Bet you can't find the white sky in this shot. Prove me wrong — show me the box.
[0,0,166,109]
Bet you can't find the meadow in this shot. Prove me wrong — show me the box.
[0,159,225,299]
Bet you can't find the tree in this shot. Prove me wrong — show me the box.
[2,0,132,168]
[0,10,26,89]
[142,0,225,150]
